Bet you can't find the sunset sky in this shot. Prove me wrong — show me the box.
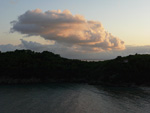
[1,0,150,59]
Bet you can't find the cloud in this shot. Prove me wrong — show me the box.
[0,39,87,59]
[11,9,125,52]
[20,40,83,58]
[1,40,150,60]
[0,44,23,52]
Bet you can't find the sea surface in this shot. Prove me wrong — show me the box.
[0,83,150,113]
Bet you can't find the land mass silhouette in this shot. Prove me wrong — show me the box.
[0,50,150,86]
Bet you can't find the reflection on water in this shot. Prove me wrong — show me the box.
[94,86,150,113]
[0,84,149,113]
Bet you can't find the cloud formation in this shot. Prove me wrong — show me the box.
[11,9,125,52]
[0,40,150,60]
[0,44,22,52]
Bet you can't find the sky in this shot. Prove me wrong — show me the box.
[0,0,150,59]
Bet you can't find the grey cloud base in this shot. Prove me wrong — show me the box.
[0,40,149,60]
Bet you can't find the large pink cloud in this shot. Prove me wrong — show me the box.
[11,9,125,52]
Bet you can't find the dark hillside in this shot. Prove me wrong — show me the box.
[0,50,150,86]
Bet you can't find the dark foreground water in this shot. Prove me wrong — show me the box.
[0,84,150,113]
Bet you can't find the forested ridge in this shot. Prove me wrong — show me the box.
[0,50,150,86]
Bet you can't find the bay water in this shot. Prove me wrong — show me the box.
[0,83,150,113]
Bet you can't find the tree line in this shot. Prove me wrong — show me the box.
[0,50,150,86]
